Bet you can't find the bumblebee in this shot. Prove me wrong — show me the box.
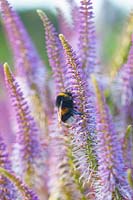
[56,92,82,123]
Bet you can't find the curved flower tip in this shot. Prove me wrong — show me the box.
[36,9,45,19]
[59,34,68,49]
[0,167,39,200]
[37,9,45,17]
[3,63,12,81]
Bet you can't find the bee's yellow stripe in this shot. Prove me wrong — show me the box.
[58,92,69,97]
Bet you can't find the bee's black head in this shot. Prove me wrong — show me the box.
[56,92,73,109]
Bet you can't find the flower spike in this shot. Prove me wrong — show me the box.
[78,0,97,73]
[0,0,53,133]
[0,136,17,199]
[47,114,87,200]
[119,34,133,116]
[0,0,46,85]
[48,136,86,200]
[110,11,133,79]
[37,10,65,93]
[59,34,97,195]
[59,34,95,133]
[0,167,39,200]
[3,63,46,197]
[92,75,132,199]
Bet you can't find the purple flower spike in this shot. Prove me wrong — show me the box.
[48,136,85,199]
[57,0,80,50]
[0,66,15,147]
[0,136,17,200]
[56,7,73,41]
[37,10,66,94]
[122,125,133,170]
[0,167,39,200]
[3,63,47,197]
[47,115,87,200]
[0,0,46,88]
[110,11,133,79]
[92,76,132,200]
[78,0,97,73]
[119,34,133,120]
[59,34,96,195]
[59,33,95,143]
[0,0,53,126]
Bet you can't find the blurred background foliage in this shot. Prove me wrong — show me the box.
[0,0,132,71]
[98,0,127,64]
